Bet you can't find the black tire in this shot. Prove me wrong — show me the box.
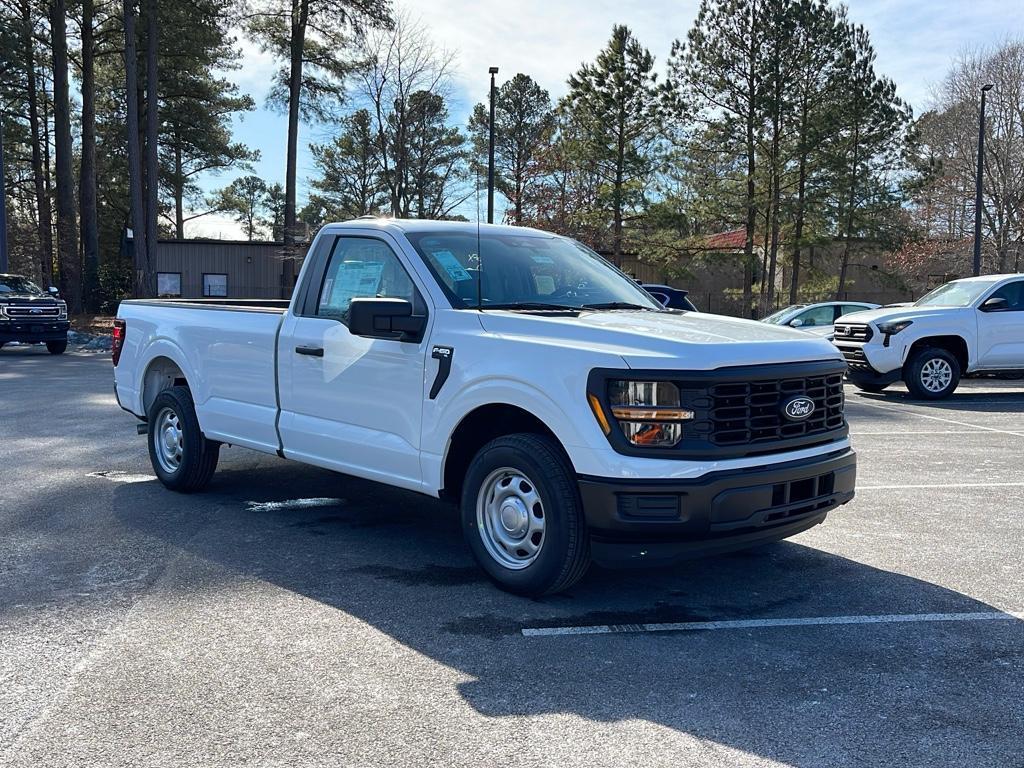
[904,347,961,400]
[853,381,888,394]
[46,340,67,355]
[461,433,590,596]
[147,385,220,492]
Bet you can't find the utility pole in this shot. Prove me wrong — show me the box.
[0,122,8,273]
[973,83,994,277]
[487,66,498,224]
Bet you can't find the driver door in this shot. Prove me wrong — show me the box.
[976,279,1024,369]
[277,233,432,490]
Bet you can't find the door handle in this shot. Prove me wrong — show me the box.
[295,345,324,357]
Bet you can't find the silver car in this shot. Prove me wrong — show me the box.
[762,301,880,340]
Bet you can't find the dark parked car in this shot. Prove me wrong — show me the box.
[0,274,70,354]
[641,284,697,311]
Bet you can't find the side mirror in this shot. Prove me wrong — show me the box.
[789,318,805,327]
[47,287,59,296]
[981,296,1009,312]
[348,298,426,342]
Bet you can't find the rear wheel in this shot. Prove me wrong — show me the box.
[147,385,220,492]
[461,433,590,596]
[904,347,960,400]
[46,340,67,355]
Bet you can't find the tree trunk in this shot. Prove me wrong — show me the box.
[612,102,626,267]
[789,99,809,305]
[80,0,99,311]
[144,0,159,293]
[174,142,184,239]
[123,0,147,296]
[742,1,758,319]
[22,0,52,288]
[284,0,308,250]
[50,0,82,313]
[836,122,860,300]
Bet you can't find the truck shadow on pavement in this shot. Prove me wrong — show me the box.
[114,460,1023,767]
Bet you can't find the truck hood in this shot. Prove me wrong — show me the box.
[477,310,843,370]
[837,305,969,325]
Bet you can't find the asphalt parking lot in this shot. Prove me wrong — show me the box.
[1,348,1022,768]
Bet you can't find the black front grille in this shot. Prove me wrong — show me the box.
[591,361,849,459]
[696,373,845,447]
[834,323,873,342]
[836,345,869,367]
[4,304,60,318]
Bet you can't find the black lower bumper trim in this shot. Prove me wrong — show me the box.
[578,448,856,567]
[0,320,70,344]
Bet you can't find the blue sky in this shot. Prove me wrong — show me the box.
[188,0,1023,238]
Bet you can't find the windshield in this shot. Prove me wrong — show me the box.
[404,231,662,311]
[914,279,1001,307]
[0,276,43,295]
[762,305,803,324]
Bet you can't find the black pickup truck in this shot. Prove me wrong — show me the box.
[0,274,70,354]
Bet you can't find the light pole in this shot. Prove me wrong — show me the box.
[973,82,994,276]
[487,66,498,224]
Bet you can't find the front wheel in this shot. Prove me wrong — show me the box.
[147,386,220,492]
[904,347,961,399]
[46,340,67,355]
[461,433,590,596]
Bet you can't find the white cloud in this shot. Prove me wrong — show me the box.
[183,212,250,241]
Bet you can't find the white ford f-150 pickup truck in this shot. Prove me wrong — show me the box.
[834,273,1024,399]
[113,219,856,595]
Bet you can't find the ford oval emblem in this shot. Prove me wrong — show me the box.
[783,395,816,421]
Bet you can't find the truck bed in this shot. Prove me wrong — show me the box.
[116,299,287,454]
[123,298,290,312]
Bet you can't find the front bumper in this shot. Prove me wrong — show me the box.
[0,320,70,344]
[578,448,856,567]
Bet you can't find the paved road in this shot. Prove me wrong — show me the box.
[1,348,1022,767]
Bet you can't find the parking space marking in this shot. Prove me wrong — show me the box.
[87,470,156,484]
[847,398,1024,437]
[245,497,344,513]
[859,482,1024,490]
[850,430,992,435]
[522,611,1024,637]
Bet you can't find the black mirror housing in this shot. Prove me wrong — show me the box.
[47,287,59,296]
[348,297,426,342]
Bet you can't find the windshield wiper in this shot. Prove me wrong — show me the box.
[580,301,657,311]
[479,301,581,312]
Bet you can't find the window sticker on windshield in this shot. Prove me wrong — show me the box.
[432,249,473,281]
[530,254,555,265]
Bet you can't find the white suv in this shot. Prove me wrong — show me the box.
[834,274,1024,399]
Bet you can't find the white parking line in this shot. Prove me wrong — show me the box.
[87,470,156,484]
[848,398,1024,437]
[522,611,1024,637]
[859,482,1024,490]
[245,497,343,513]
[850,430,991,435]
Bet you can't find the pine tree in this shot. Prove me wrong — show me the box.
[562,25,664,266]
[468,73,555,225]
[308,109,386,220]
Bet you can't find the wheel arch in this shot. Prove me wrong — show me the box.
[906,335,969,372]
[141,354,191,417]
[440,403,568,502]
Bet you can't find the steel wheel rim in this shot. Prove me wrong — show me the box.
[154,407,184,474]
[476,467,546,570]
[921,358,953,392]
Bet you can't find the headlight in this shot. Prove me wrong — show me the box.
[877,319,912,335]
[57,300,68,320]
[596,380,694,448]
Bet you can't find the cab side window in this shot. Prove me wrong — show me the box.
[316,237,419,322]
[986,281,1024,311]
